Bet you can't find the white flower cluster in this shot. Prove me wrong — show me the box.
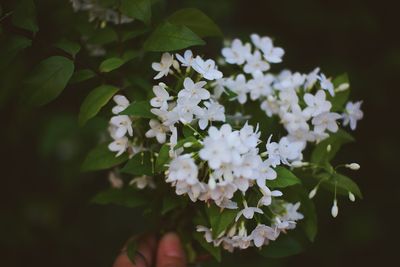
[69,0,133,24]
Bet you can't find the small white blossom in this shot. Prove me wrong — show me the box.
[318,73,335,96]
[342,101,363,130]
[192,56,223,80]
[312,112,341,134]
[251,224,279,247]
[244,50,270,74]
[108,136,129,156]
[150,83,171,110]
[250,34,284,63]
[130,175,156,189]
[112,95,130,114]
[178,77,210,104]
[110,115,133,138]
[222,39,251,65]
[247,71,274,100]
[176,50,194,67]
[167,154,198,185]
[224,74,249,104]
[152,52,174,79]
[197,100,226,130]
[145,119,169,143]
[303,90,332,117]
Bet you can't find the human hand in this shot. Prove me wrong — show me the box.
[113,232,186,267]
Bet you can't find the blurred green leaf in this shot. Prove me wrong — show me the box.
[99,57,125,73]
[92,187,147,208]
[126,239,139,264]
[207,204,236,239]
[120,101,155,118]
[330,73,350,112]
[122,27,150,42]
[299,189,318,242]
[258,234,303,258]
[193,232,221,262]
[266,166,301,188]
[82,143,129,171]
[88,27,118,45]
[121,0,152,25]
[167,8,222,38]
[23,56,74,106]
[162,195,181,215]
[121,151,153,176]
[12,0,38,33]
[78,84,119,126]
[69,69,96,84]
[144,22,205,52]
[55,39,81,57]
[311,130,354,165]
[155,144,170,173]
[0,35,31,70]
[122,50,142,62]
[318,172,362,199]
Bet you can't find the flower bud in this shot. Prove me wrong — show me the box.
[345,163,360,170]
[326,144,332,152]
[183,142,193,148]
[336,83,350,92]
[348,192,356,202]
[331,199,338,218]
[308,187,318,199]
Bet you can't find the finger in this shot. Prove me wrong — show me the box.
[113,234,157,267]
[156,232,186,267]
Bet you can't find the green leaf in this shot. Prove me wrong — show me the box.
[299,190,318,242]
[329,73,350,112]
[88,27,118,45]
[144,22,205,52]
[162,195,181,215]
[121,152,153,176]
[311,130,354,164]
[121,27,150,42]
[126,239,139,264]
[99,57,125,73]
[120,101,155,118]
[155,144,170,173]
[318,172,362,199]
[122,50,142,62]
[69,69,96,84]
[78,85,119,126]
[23,56,74,106]
[206,204,237,239]
[175,136,199,150]
[266,167,301,188]
[193,232,221,262]
[258,235,303,258]
[82,143,129,172]
[0,35,31,70]
[121,0,152,25]
[55,39,81,57]
[167,8,222,38]
[12,0,38,33]
[92,187,147,208]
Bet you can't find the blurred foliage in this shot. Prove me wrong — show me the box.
[1,0,399,266]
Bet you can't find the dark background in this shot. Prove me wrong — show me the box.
[1,0,399,266]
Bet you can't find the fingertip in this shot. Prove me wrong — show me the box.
[113,234,157,267]
[156,232,186,267]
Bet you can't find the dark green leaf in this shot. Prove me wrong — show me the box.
[82,143,129,171]
[258,235,303,258]
[99,57,125,72]
[122,27,150,42]
[88,27,118,45]
[121,0,152,25]
[78,85,119,126]
[0,35,31,70]
[121,151,153,176]
[120,101,155,118]
[23,56,74,106]
[144,22,205,52]
[206,204,237,239]
[193,232,221,262]
[167,8,222,38]
[175,136,200,150]
[162,195,181,215]
[299,190,318,242]
[55,39,81,57]
[155,144,170,173]
[122,50,142,62]
[333,172,362,198]
[92,187,147,208]
[12,0,38,33]
[126,239,139,264]
[311,130,354,164]
[329,73,350,112]
[266,167,301,188]
[69,69,96,84]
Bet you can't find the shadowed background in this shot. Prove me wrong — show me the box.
[1,0,398,266]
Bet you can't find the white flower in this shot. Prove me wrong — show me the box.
[318,73,335,96]
[331,199,339,218]
[281,105,309,134]
[251,224,279,248]
[312,111,341,134]
[278,89,299,111]
[247,71,274,100]
[130,175,156,189]
[244,50,270,74]
[112,95,130,114]
[167,154,198,185]
[192,56,223,80]
[196,226,213,243]
[258,186,282,206]
[108,136,129,156]
[150,83,171,110]
[108,172,123,188]
[282,202,304,221]
[303,90,332,117]
[224,74,249,104]
[145,119,169,143]
[304,67,320,89]
[110,115,133,138]
[235,203,263,221]
[260,96,280,117]
[176,50,194,67]
[274,70,306,91]
[178,77,210,104]
[250,34,284,63]
[342,101,363,130]
[152,52,174,79]
[266,136,304,166]
[175,98,203,124]
[197,100,226,130]
[175,180,205,202]
[222,39,251,65]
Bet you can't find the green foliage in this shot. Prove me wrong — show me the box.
[121,0,152,25]
[330,73,350,112]
[317,171,362,199]
[0,35,31,70]
[55,39,81,57]
[78,85,119,126]
[23,56,74,106]
[266,166,301,188]
[12,0,38,33]
[82,143,129,171]
[144,22,205,52]
[193,232,221,262]
[206,204,236,239]
[298,189,318,242]
[99,57,125,73]
[121,152,153,176]
[69,69,96,84]
[162,195,181,215]
[155,144,170,173]
[120,101,156,118]
[311,129,354,165]
[92,187,147,208]
[126,239,139,265]
[258,234,303,258]
[167,8,222,38]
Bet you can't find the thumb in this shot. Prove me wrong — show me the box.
[156,232,186,267]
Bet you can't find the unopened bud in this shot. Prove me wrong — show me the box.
[336,83,350,92]
[183,142,193,148]
[308,187,318,199]
[331,199,338,218]
[208,177,217,190]
[348,192,356,202]
[327,144,332,152]
[345,163,360,170]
